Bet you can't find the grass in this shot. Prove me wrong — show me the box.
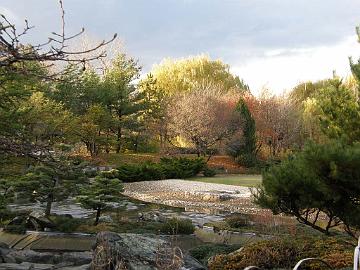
[185,174,262,187]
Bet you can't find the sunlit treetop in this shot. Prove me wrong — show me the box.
[148,55,250,95]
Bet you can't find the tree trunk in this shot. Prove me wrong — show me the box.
[45,195,53,216]
[116,127,122,153]
[94,207,101,226]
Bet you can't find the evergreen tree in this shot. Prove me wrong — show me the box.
[103,54,145,153]
[77,175,124,225]
[316,84,360,144]
[15,156,87,216]
[227,98,257,167]
[255,142,360,238]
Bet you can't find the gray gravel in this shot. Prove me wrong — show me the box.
[123,179,260,214]
[124,179,252,197]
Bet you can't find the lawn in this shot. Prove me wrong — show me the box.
[186,174,262,187]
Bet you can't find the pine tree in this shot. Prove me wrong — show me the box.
[77,175,124,225]
[227,98,257,167]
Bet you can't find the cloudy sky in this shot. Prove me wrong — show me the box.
[1,0,360,95]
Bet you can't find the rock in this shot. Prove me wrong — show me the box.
[138,212,167,223]
[4,250,53,264]
[92,231,206,270]
[98,215,113,223]
[29,211,56,230]
[56,264,91,270]
[0,262,54,270]
[219,194,232,201]
[4,250,92,265]
[61,252,92,265]
[0,242,12,263]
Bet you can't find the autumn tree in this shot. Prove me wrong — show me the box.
[149,55,249,96]
[167,87,241,159]
[245,91,302,157]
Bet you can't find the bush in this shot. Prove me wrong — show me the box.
[139,162,165,181]
[235,153,257,167]
[208,236,354,270]
[117,157,207,182]
[190,244,241,266]
[160,157,206,179]
[225,214,250,228]
[99,169,119,179]
[51,216,82,233]
[203,167,216,177]
[160,218,195,235]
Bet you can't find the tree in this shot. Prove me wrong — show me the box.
[75,104,113,156]
[0,0,115,161]
[77,175,124,225]
[137,74,168,152]
[316,84,360,144]
[14,156,87,216]
[51,67,103,116]
[246,91,302,157]
[227,98,258,167]
[254,142,360,238]
[103,54,145,153]
[167,87,241,159]
[149,55,249,96]
[0,1,116,74]
[20,92,75,147]
[289,78,342,143]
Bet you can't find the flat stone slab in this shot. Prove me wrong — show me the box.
[0,262,54,270]
[0,231,94,251]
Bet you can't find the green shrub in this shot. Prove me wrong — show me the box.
[208,236,354,270]
[117,157,206,182]
[160,157,206,179]
[138,162,165,181]
[160,218,195,235]
[51,216,82,233]
[202,167,216,177]
[190,243,241,266]
[99,169,119,179]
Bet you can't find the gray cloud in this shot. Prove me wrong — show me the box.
[1,0,360,90]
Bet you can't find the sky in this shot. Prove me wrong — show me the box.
[1,0,360,95]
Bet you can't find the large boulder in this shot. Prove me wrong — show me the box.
[92,232,206,270]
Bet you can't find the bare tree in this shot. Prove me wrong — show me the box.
[167,86,242,160]
[0,0,116,74]
[245,90,302,157]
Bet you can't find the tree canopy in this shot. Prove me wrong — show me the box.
[147,55,249,96]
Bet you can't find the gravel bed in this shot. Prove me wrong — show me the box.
[123,179,260,214]
[124,179,251,195]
